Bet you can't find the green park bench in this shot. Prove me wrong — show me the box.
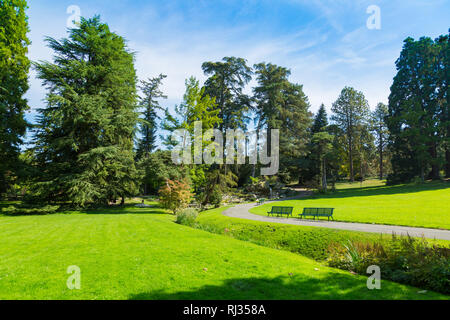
[257,198,266,205]
[299,208,335,221]
[267,206,293,217]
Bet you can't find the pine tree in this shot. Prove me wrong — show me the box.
[331,87,370,182]
[0,0,30,196]
[304,104,329,185]
[136,74,167,161]
[253,63,312,182]
[311,131,333,191]
[253,63,290,135]
[372,103,389,179]
[202,57,252,131]
[311,104,328,134]
[32,16,139,206]
[387,35,448,183]
[436,32,449,178]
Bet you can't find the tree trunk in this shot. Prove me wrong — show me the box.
[360,159,363,187]
[429,143,440,180]
[349,135,354,182]
[446,124,450,178]
[379,127,383,180]
[322,158,327,191]
[446,149,450,178]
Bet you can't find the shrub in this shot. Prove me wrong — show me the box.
[175,208,199,227]
[1,205,60,216]
[327,235,450,294]
[208,187,222,208]
[159,179,193,214]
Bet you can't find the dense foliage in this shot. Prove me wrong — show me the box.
[159,179,193,214]
[0,5,447,206]
[31,16,139,206]
[1,204,59,216]
[0,0,30,197]
[387,34,449,184]
[328,236,450,294]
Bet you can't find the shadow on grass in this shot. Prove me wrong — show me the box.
[301,180,450,201]
[0,201,170,216]
[78,203,168,215]
[128,274,434,300]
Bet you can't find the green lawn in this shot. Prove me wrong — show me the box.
[251,180,450,230]
[0,203,447,300]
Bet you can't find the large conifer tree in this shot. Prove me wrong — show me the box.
[136,74,167,161]
[331,87,370,182]
[202,57,252,131]
[387,35,448,183]
[253,63,312,182]
[32,16,139,206]
[372,103,389,180]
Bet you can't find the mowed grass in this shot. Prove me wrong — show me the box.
[0,204,447,300]
[250,180,450,230]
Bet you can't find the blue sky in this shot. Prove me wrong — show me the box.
[25,0,449,127]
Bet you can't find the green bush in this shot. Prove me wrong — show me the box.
[175,208,199,227]
[208,187,222,208]
[1,205,60,216]
[327,235,450,294]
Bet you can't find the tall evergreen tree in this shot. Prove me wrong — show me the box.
[436,32,449,177]
[32,16,139,206]
[201,57,253,182]
[0,0,30,196]
[253,63,290,136]
[278,82,312,182]
[136,74,167,161]
[331,87,370,182]
[311,131,333,191]
[372,103,389,179]
[304,104,329,185]
[311,104,328,134]
[253,63,311,182]
[202,57,252,131]
[387,35,448,183]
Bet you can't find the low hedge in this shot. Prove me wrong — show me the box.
[1,205,60,216]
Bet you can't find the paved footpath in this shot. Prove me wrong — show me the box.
[223,202,450,240]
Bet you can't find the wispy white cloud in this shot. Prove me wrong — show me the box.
[25,0,450,119]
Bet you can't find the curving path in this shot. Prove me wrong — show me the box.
[222,201,450,241]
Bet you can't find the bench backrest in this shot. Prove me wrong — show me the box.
[302,208,334,215]
[271,206,293,214]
